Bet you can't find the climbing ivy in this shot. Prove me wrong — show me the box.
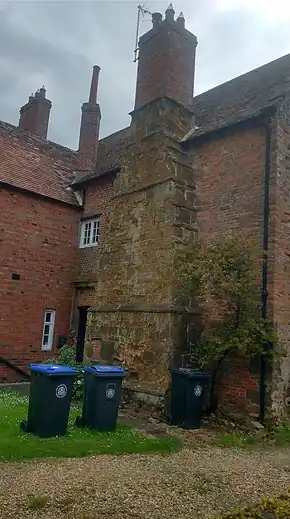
[175,235,277,370]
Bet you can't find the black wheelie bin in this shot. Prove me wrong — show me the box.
[75,365,126,432]
[170,369,210,429]
[20,363,78,437]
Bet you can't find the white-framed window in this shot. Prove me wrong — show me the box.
[41,309,56,351]
[79,217,100,248]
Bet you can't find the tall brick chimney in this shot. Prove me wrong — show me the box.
[78,65,101,171]
[134,4,197,110]
[18,86,51,139]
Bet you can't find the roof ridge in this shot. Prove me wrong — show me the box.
[98,125,131,142]
[194,52,290,101]
[0,119,131,153]
[0,120,76,156]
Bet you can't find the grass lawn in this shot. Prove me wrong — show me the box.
[0,389,181,462]
[1,390,290,519]
[213,425,290,449]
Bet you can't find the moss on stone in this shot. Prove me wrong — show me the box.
[214,490,290,518]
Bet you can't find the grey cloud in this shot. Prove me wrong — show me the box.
[191,4,290,93]
[0,1,138,148]
[0,0,289,149]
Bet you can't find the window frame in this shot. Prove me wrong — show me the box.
[79,216,100,249]
[41,309,56,351]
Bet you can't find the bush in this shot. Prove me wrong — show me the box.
[42,345,90,401]
[175,235,277,369]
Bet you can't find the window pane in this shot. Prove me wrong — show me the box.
[44,324,50,335]
[80,219,101,247]
[42,309,55,350]
[92,220,100,243]
[83,222,91,245]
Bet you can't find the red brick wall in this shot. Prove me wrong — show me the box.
[18,91,51,140]
[195,123,266,416]
[78,104,101,171]
[0,186,80,381]
[135,19,197,110]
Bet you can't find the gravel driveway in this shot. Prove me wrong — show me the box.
[1,446,290,519]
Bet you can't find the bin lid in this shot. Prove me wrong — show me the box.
[172,368,211,379]
[29,364,78,375]
[84,365,126,376]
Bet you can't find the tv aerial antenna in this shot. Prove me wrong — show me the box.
[133,4,152,63]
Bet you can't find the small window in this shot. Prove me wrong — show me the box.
[41,309,55,351]
[79,217,100,248]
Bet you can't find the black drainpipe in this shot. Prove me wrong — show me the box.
[259,116,272,424]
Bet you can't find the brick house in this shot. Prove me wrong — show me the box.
[1,4,290,420]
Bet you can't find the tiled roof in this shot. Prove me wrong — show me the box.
[0,121,78,205]
[187,53,290,141]
[2,53,290,196]
[0,117,132,197]
[74,54,290,186]
[72,126,132,187]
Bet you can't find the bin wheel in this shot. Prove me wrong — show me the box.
[75,416,83,428]
[20,420,28,433]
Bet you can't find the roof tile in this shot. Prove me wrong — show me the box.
[2,53,290,196]
[0,121,78,205]
[191,53,290,139]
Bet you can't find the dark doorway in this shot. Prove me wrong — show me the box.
[76,306,89,363]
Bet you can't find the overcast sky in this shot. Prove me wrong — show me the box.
[0,0,290,149]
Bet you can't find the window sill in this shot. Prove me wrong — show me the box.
[79,242,100,249]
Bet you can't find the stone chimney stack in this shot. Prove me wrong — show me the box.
[78,65,101,171]
[134,4,197,111]
[18,86,51,139]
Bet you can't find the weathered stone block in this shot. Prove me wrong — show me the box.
[100,341,115,363]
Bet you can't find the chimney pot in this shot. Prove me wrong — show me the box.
[35,86,46,100]
[78,65,102,171]
[152,12,163,26]
[165,3,175,21]
[89,65,100,104]
[39,86,46,99]
[18,87,51,139]
[134,7,197,111]
[176,12,185,28]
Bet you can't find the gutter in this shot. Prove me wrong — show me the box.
[180,105,277,145]
[0,181,81,209]
[259,116,272,424]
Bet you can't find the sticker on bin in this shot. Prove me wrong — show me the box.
[194,385,203,397]
[106,383,116,399]
[56,384,68,399]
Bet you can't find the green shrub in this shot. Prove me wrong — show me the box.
[42,345,91,401]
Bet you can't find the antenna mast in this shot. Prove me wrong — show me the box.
[133,4,152,63]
